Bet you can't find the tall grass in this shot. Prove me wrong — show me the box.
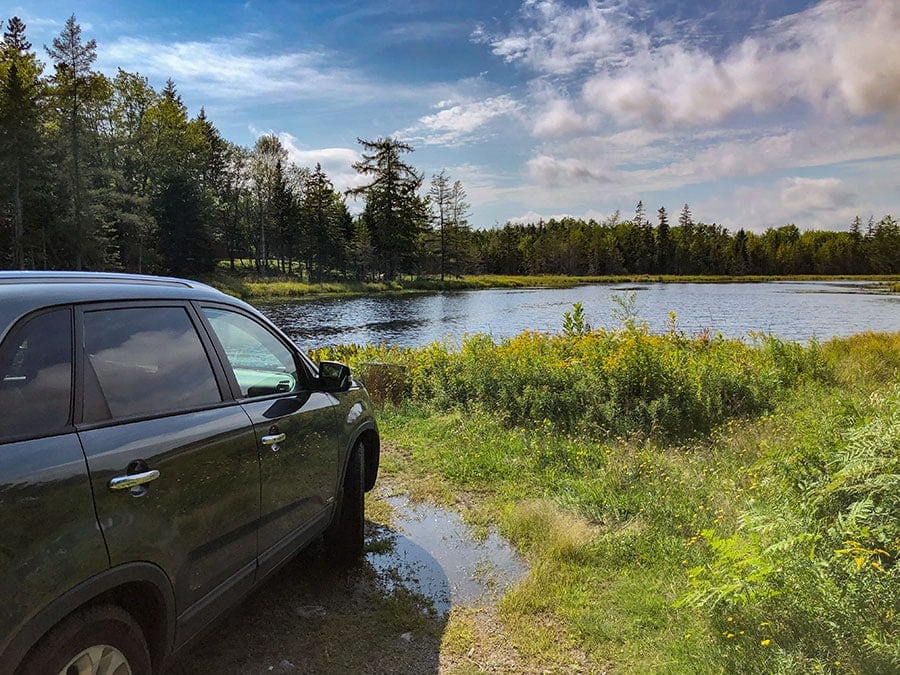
[311,317,826,441]
[680,380,899,673]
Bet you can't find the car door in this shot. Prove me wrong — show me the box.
[75,302,261,640]
[0,308,109,659]
[199,305,341,568]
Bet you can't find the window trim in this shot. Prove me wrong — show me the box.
[73,301,235,430]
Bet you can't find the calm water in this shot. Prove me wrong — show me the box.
[367,494,526,615]
[260,281,900,351]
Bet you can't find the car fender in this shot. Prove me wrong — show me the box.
[2,562,176,674]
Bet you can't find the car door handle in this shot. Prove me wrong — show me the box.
[109,469,160,491]
[261,433,286,446]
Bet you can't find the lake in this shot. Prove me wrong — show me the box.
[259,281,900,351]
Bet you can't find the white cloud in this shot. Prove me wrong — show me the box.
[476,0,624,76]
[102,36,387,104]
[526,155,612,186]
[779,177,856,215]
[400,95,522,146]
[518,120,900,207]
[697,180,863,233]
[486,0,900,127]
[532,96,589,137]
[506,210,581,225]
[663,124,900,186]
[506,210,548,225]
[10,11,59,32]
[275,132,366,195]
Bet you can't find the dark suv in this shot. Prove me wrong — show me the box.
[0,271,379,674]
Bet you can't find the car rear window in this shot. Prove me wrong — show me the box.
[0,309,73,441]
[83,306,222,421]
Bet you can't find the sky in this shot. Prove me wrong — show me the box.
[11,0,900,232]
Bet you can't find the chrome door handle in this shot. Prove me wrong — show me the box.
[261,433,286,446]
[109,469,160,491]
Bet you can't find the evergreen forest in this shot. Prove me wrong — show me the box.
[1,16,898,280]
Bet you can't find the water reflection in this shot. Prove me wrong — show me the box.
[368,495,526,616]
[259,281,900,351]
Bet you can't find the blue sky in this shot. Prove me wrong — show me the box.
[12,0,900,232]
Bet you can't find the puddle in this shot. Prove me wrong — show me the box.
[367,494,527,615]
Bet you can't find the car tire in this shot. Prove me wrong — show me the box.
[325,441,365,562]
[20,603,151,675]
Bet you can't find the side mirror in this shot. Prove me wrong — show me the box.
[318,361,351,392]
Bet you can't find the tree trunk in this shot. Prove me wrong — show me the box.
[13,159,24,269]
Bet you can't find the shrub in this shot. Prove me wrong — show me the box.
[310,313,829,442]
[681,385,900,672]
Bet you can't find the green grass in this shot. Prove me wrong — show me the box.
[349,328,899,673]
[203,266,900,301]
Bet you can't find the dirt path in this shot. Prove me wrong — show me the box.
[171,486,544,674]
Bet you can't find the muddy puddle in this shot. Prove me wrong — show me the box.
[172,492,527,673]
[367,494,527,615]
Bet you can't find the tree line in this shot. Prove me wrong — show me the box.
[0,15,471,279]
[1,15,896,280]
[470,206,899,276]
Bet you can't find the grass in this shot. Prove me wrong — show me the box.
[342,327,900,673]
[203,265,900,301]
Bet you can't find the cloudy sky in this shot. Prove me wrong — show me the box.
[13,0,900,232]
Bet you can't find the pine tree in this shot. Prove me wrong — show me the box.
[347,137,424,279]
[251,134,287,273]
[656,206,672,273]
[633,200,644,229]
[46,15,101,269]
[849,215,865,274]
[0,17,44,268]
[429,169,451,280]
[155,170,213,275]
[677,203,695,273]
[303,163,345,281]
[220,143,250,271]
[448,179,471,277]
[349,217,375,281]
[626,200,653,272]
[732,228,750,275]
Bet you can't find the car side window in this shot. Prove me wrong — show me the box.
[0,309,72,441]
[203,308,301,398]
[82,306,221,422]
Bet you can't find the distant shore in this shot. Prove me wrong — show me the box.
[205,271,900,302]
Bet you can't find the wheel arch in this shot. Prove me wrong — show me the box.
[350,422,380,492]
[5,562,176,675]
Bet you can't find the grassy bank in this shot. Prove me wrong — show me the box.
[205,270,900,302]
[314,324,899,673]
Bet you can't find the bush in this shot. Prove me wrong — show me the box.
[312,315,827,442]
[681,384,900,673]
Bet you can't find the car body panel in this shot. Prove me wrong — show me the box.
[79,406,261,609]
[0,433,109,665]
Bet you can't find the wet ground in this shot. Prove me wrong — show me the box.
[172,490,526,673]
[369,493,527,616]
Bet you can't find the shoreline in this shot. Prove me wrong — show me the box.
[204,272,900,302]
